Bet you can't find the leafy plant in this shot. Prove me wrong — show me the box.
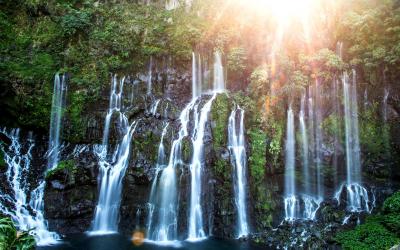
[0,217,35,250]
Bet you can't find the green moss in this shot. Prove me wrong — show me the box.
[0,149,5,170]
[359,103,389,163]
[248,128,266,184]
[66,91,87,143]
[0,217,35,250]
[45,160,77,180]
[322,113,343,142]
[181,138,192,164]
[214,159,230,180]
[211,93,231,151]
[134,131,159,164]
[268,121,283,167]
[254,185,274,228]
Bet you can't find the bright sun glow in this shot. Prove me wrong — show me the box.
[233,0,316,23]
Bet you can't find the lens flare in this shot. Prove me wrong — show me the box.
[132,230,144,246]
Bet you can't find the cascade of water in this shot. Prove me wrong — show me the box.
[228,106,249,237]
[147,58,153,95]
[146,120,183,242]
[314,80,324,198]
[284,105,297,220]
[187,94,216,241]
[383,88,389,122]
[91,75,139,233]
[192,52,199,99]
[332,77,342,188]
[307,88,315,188]
[0,129,60,245]
[47,73,67,170]
[151,99,161,116]
[336,70,371,212]
[101,75,126,151]
[213,51,225,93]
[299,95,309,195]
[166,0,179,10]
[364,89,369,110]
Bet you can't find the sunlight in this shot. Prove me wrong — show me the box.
[232,0,316,21]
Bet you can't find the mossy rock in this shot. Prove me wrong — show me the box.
[133,130,160,164]
[0,150,6,171]
[248,128,267,183]
[45,160,77,180]
[211,93,232,151]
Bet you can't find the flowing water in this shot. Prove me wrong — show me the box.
[299,94,309,195]
[187,94,216,241]
[0,73,68,245]
[146,98,197,242]
[284,105,297,220]
[314,80,324,199]
[147,123,170,241]
[92,75,140,233]
[284,99,321,221]
[47,73,67,170]
[147,58,153,96]
[228,106,249,237]
[213,51,225,93]
[0,130,60,246]
[146,51,225,242]
[192,52,201,99]
[335,70,372,212]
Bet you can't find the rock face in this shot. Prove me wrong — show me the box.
[44,147,98,234]
[7,64,398,247]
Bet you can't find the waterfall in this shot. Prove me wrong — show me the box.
[147,123,169,240]
[228,106,249,237]
[47,73,67,170]
[284,105,297,220]
[192,52,199,99]
[187,94,216,241]
[284,99,322,221]
[165,0,179,10]
[314,80,324,198]
[383,88,389,122]
[147,58,153,96]
[146,97,200,242]
[335,70,371,212]
[150,99,161,116]
[332,77,342,188]
[213,51,225,93]
[0,129,60,245]
[299,94,309,195]
[91,75,139,233]
[147,51,224,242]
[0,73,68,245]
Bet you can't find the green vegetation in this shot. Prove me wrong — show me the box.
[133,130,160,164]
[248,129,266,184]
[336,218,399,250]
[0,0,201,139]
[359,103,391,166]
[211,93,231,152]
[0,149,5,170]
[0,217,35,250]
[336,191,400,250]
[45,159,77,180]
